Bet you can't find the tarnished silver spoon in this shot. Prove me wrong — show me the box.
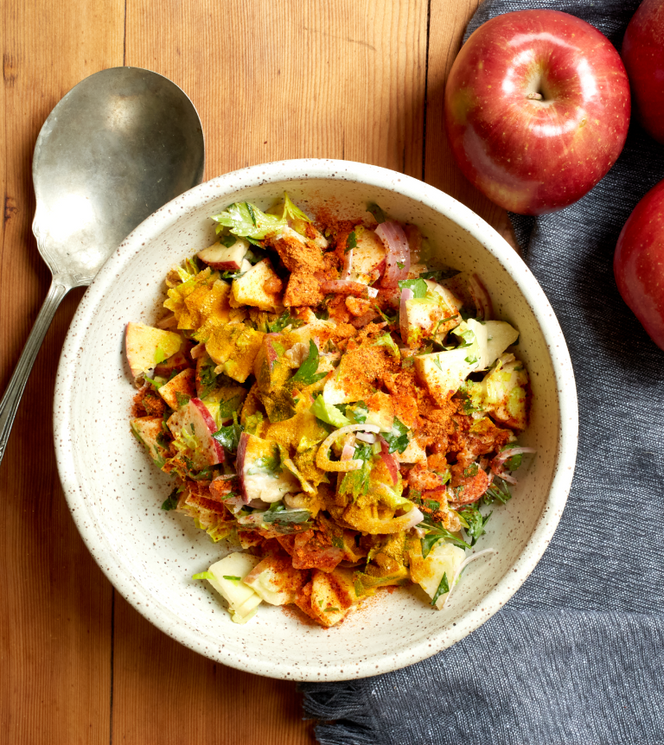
[0,67,205,466]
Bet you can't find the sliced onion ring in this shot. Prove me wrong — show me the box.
[316,424,381,472]
[378,436,399,485]
[376,221,410,287]
[441,548,497,609]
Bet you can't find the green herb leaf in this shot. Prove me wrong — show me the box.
[457,504,492,547]
[374,332,400,358]
[211,201,285,242]
[161,488,180,511]
[222,575,242,581]
[290,340,327,386]
[262,507,312,525]
[175,391,191,408]
[312,395,352,428]
[431,572,450,606]
[367,202,386,223]
[383,417,410,454]
[212,417,244,453]
[267,311,304,334]
[374,304,398,325]
[338,443,373,499]
[420,521,471,557]
[482,477,512,505]
[345,231,357,253]
[398,278,428,299]
[345,401,368,424]
[192,571,215,581]
[281,193,312,224]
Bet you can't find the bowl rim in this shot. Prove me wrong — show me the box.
[54,158,578,681]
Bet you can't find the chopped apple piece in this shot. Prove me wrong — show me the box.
[202,382,248,427]
[396,437,427,464]
[308,567,359,627]
[236,432,299,503]
[409,540,466,609]
[197,237,250,271]
[198,322,265,384]
[131,416,170,467]
[253,334,290,395]
[158,368,196,409]
[200,553,263,624]
[415,348,479,404]
[365,391,395,431]
[482,353,530,430]
[166,397,225,466]
[125,322,182,379]
[230,258,283,312]
[243,554,308,605]
[349,226,386,285]
[465,318,519,370]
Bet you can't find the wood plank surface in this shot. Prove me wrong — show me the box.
[0,0,502,742]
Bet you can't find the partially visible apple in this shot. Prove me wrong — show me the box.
[622,0,664,144]
[125,322,182,379]
[444,9,631,215]
[166,397,225,466]
[197,237,250,271]
[614,179,664,351]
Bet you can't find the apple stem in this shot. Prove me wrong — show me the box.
[526,92,543,101]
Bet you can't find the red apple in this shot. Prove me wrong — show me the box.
[622,0,664,144]
[614,180,664,351]
[444,9,631,215]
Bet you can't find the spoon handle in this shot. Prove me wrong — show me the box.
[0,278,70,467]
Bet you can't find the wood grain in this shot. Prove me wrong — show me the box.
[0,0,512,742]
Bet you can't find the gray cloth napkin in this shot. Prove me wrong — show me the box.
[300,1,664,742]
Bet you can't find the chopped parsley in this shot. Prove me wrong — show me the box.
[431,572,450,606]
[367,202,386,223]
[398,278,428,298]
[161,488,180,511]
[457,504,492,547]
[290,340,327,386]
[382,417,410,454]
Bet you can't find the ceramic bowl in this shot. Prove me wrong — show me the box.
[54,159,578,681]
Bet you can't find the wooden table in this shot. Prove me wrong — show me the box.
[0,0,511,741]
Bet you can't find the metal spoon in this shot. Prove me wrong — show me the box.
[0,67,205,466]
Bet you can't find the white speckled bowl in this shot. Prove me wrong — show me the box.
[54,159,578,681]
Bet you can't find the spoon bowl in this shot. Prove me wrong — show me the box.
[33,67,205,285]
[0,66,204,465]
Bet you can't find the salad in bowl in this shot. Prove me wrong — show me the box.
[127,193,533,627]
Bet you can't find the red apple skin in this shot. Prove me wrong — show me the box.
[614,180,664,351]
[444,10,631,215]
[622,0,664,144]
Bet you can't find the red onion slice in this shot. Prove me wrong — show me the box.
[320,279,378,298]
[490,446,536,484]
[399,287,414,344]
[376,221,410,287]
[379,436,399,485]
